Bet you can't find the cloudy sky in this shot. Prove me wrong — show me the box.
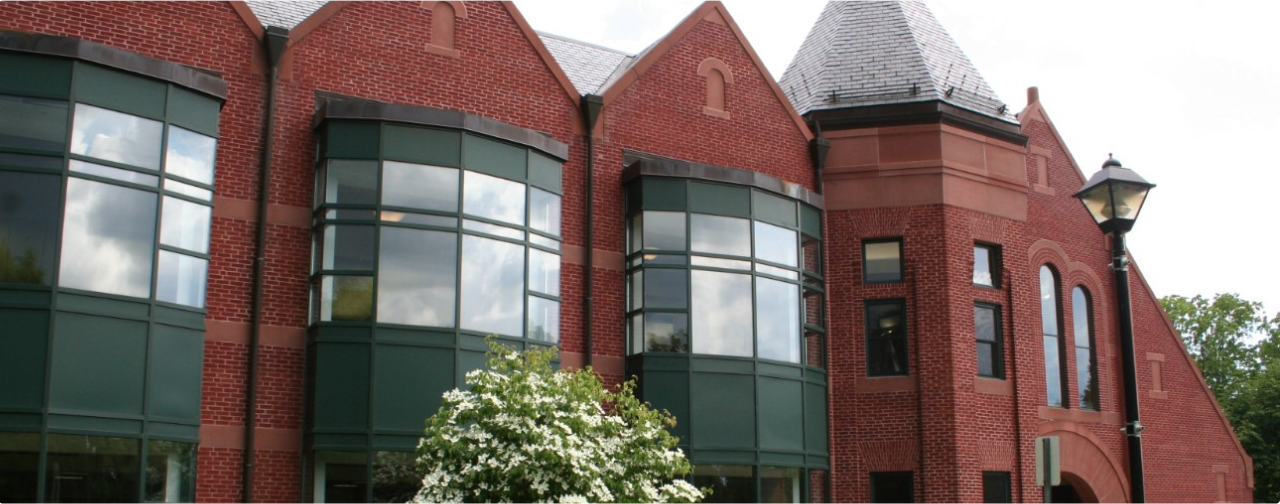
[518,0,1280,315]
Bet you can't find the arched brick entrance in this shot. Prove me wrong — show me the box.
[1040,422,1130,503]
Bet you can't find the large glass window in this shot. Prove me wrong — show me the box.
[870,471,914,503]
[59,178,158,298]
[0,168,61,285]
[0,432,41,502]
[1073,287,1098,410]
[976,303,1003,379]
[866,300,908,376]
[314,451,421,504]
[44,434,141,503]
[311,128,563,344]
[982,472,1012,503]
[1040,266,1066,407]
[624,182,823,367]
[693,465,755,504]
[144,441,196,503]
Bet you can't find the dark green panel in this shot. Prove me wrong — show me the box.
[636,354,689,372]
[690,358,753,375]
[311,433,368,450]
[463,134,524,180]
[145,422,199,441]
[752,191,798,228]
[74,63,166,119]
[0,308,48,409]
[153,305,206,330]
[47,414,142,434]
[147,325,204,421]
[373,345,452,432]
[801,205,822,238]
[57,293,149,319]
[0,289,52,308]
[690,449,756,465]
[640,178,686,211]
[167,86,221,137]
[759,452,805,466]
[312,325,372,343]
[527,152,562,194]
[49,312,147,415]
[757,362,803,379]
[456,350,487,391]
[457,333,489,352]
[383,125,461,167]
[804,383,828,454]
[0,52,72,99]
[375,328,454,348]
[688,182,750,217]
[691,373,754,449]
[0,412,41,429]
[325,122,381,160]
[373,435,419,451]
[639,371,689,442]
[626,181,644,215]
[757,377,804,451]
[314,343,371,431]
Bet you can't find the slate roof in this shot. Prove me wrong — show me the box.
[537,32,631,96]
[245,1,328,29]
[779,1,1015,123]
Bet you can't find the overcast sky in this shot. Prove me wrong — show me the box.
[518,0,1280,316]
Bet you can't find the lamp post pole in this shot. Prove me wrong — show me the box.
[1111,231,1145,503]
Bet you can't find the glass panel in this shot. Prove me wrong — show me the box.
[462,219,524,240]
[145,441,195,503]
[379,212,453,227]
[629,270,642,310]
[760,466,801,503]
[529,233,559,250]
[160,196,211,253]
[163,179,212,200]
[45,434,140,503]
[324,160,378,206]
[1111,181,1150,221]
[381,161,458,212]
[690,256,751,271]
[371,451,419,504]
[641,211,685,251]
[975,305,997,342]
[754,221,798,267]
[1077,346,1096,410]
[1044,334,1063,407]
[376,228,457,327]
[975,305,998,377]
[70,103,162,170]
[690,213,749,257]
[69,159,159,186]
[864,240,902,283]
[1040,266,1059,336]
[643,312,688,353]
[978,341,995,378]
[866,302,907,376]
[318,452,368,504]
[640,254,685,265]
[0,432,40,503]
[1072,288,1092,349]
[982,472,1012,503]
[757,278,800,363]
[59,178,157,298]
[691,270,752,357]
[0,171,60,285]
[0,94,68,151]
[529,187,561,237]
[871,472,914,503]
[628,213,641,254]
[527,296,559,342]
[629,315,643,354]
[801,236,822,275]
[164,126,216,184]
[320,276,373,322]
[692,465,754,504]
[1073,287,1097,409]
[528,248,560,296]
[460,235,524,336]
[462,171,524,226]
[974,245,994,286]
[756,263,799,280]
[156,251,208,308]
[644,268,687,309]
[320,225,375,271]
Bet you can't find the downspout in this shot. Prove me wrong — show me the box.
[808,119,829,195]
[245,25,289,504]
[1005,266,1024,503]
[580,94,604,367]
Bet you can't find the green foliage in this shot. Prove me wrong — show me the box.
[0,237,46,284]
[1161,293,1280,502]
[414,339,704,503]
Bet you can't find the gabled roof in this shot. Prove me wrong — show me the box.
[779,1,1015,124]
[537,32,630,95]
[244,0,327,29]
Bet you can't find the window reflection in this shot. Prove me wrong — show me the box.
[0,171,60,285]
[527,296,559,342]
[1073,287,1097,410]
[642,313,688,352]
[59,178,157,298]
[864,240,902,283]
[1040,266,1064,407]
[164,126,216,184]
[164,179,212,201]
[973,245,995,286]
[156,251,208,308]
[371,451,420,504]
[323,160,378,206]
[760,466,801,503]
[463,171,524,226]
[866,301,907,376]
[45,434,140,503]
[381,161,458,212]
[69,159,158,186]
[691,214,749,256]
[975,304,1000,378]
[528,248,560,296]
[644,268,687,308]
[0,94,68,152]
[754,221,797,267]
[145,441,195,503]
[320,276,373,322]
[460,235,524,336]
[70,103,162,170]
[757,278,800,363]
[691,270,752,357]
[317,452,368,504]
[320,225,375,271]
[642,211,686,251]
[529,187,561,236]
[160,196,211,254]
[692,465,755,504]
[376,227,456,327]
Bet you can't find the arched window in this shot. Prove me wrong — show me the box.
[1040,265,1066,407]
[1072,286,1098,410]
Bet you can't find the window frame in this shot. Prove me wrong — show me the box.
[973,243,1000,288]
[862,238,904,284]
[865,298,909,377]
[975,302,1004,379]
[1040,265,1068,408]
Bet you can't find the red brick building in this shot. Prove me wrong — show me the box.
[0,1,1251,502]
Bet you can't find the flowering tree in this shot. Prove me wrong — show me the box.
[413,341,704,503]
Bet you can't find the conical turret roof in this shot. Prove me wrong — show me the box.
[779,1,1015,123]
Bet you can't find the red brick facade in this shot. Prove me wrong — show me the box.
[0,1,1251,502]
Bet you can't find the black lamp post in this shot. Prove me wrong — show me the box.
[1074,155,1155,503]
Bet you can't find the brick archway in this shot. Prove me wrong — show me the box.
[1041,422,1130,503]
